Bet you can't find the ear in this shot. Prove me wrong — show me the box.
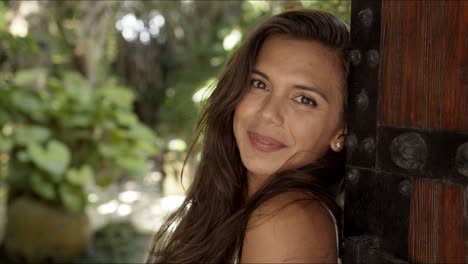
[330,125,347,152]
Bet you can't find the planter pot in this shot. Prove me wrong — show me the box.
[4,195,92,263]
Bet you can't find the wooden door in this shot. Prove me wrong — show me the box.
[343,0,468,263]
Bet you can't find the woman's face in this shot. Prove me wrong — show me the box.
[233,36,346,183]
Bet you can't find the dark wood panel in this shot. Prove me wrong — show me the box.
[425,0,445,129]
[380,0,403,128]
[409,178,465,263]
[409,178,440,262]
[440,1,468,131]
[381,1,468,131]
[440,183,464,263]
[401,0,426,128]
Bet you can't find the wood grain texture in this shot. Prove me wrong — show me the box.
[409,178,465,263]
[380,1,468,131]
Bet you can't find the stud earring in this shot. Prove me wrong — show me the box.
[336,142,341,148]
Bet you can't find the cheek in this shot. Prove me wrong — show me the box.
[289,116,330,156]
[233,98,251,138]
[233,95,258,125]
[233,109,241,137]
[292,122,319,149]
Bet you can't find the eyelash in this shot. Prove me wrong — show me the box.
[250,79,268,90]
[249,78,318,108]
[293,95,318,107]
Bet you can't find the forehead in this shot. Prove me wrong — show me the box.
[255,35,344,96]
[256,35,339,73]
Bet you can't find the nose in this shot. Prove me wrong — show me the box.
[258,94,284,126]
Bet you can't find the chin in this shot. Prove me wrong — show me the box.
[243,159,281,178]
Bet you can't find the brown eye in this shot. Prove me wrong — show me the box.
[250,79,267,90]
[294,95,318,107]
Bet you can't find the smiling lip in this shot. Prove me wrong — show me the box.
[248,132,287,152]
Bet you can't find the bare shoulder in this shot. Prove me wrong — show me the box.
[241,192,337,263]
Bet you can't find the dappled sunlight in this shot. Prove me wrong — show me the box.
[115,11,165,44]
[7,1,39,37]
[192,78,216,104]
[87,180,186,234]
[168,139,187,152]
[117,204,132,216]
[119,190,141,204]
[0,0,350,263]
[223,28,242,51]
[96,200,119,215]
[160,195,185,212]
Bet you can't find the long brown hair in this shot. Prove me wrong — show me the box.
[147,9,349,263]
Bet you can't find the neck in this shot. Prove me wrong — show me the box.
[247,171,269,198]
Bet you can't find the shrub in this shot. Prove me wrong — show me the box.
[0,69,158,214]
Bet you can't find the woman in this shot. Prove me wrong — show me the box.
[148,9,349,263]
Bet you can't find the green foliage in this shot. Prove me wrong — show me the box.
[300,0,351,24]
[74,221,152,263]
[0,69,158,214]
[0,1,6,31]
[30,171,56,201]
[0,2,351,209]
[154,0,350,142]
[59,183,86,214]
[28,140,71,179]
[0,0,350,154]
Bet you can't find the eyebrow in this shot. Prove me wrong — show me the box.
[252,69,329,103]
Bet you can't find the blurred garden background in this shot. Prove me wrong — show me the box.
[0,0,350,263]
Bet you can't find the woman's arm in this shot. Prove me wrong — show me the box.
[241,193,337,263]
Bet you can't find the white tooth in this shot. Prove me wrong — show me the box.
[259,138,273,145]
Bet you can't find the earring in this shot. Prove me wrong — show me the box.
[333,142,341,151]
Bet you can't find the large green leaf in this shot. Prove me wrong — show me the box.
[63,72,89,92]
[0,110,10,125]
[14,125,51,145]
[66,165,94,186]
[115,156,148,180]
[11,91,41,114]
[135,140,158,156]
[13,68,47,88]
[29,172,56,201]
[49,93,68,112]
[27,140,70,180]
[128,125,158,155]
[62,114,91,127]
[109,128,128,142]
[97,85,134,110]
[101,119,117,130]
[127,124,157,141]
[0,135,12,153]
[16,150,30,162]
[98,144,119,158]
[115,111,137,126]
[59,183,86,214]
[65,79,94,109]
[95,173,116,187]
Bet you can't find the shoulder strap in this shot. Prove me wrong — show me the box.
[320,202,340,258]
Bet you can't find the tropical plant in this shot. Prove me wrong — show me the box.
[0,68,158,214]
